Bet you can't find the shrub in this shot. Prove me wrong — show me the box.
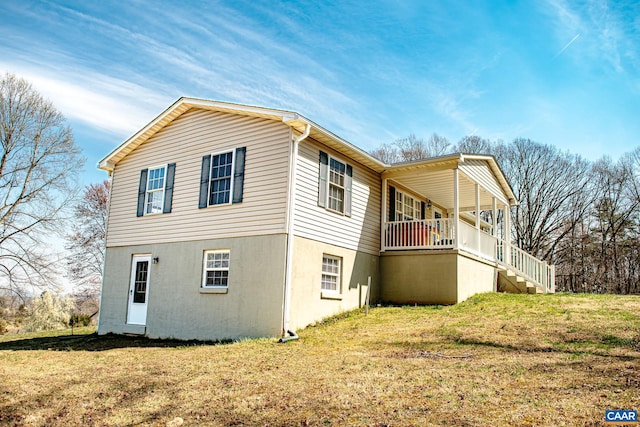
[69,313,92,327]
[23,291,74,332]
[0,319,7,335]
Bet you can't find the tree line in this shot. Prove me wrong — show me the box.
[1,71,638,334]
[371,134,640,294]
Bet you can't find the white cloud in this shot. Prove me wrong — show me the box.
[0,61,172,137]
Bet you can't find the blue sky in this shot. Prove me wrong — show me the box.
[1,0,639,186]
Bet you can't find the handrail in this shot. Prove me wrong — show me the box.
[383,219,555,293]
[497,241,554,293]
[384,219,453,250]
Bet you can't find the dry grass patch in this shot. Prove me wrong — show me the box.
[1,293,639,426]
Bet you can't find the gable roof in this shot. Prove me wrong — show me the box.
[98,97,516,204]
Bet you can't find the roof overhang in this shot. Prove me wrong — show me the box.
[382,153,517,208]
[98,97,386,173]
[98,97,517,207]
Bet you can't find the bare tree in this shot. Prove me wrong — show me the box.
[455,135,495,155]
[371,133,451,163]
[0,72,83,300]
[66,180,109,305]
[369,143,400,164]
[500,139,591,260]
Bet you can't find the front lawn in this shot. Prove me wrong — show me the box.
[1,293,638,426]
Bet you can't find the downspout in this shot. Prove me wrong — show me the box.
[280,123,311,343]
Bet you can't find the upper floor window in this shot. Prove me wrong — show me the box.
[328,158,346,213]
[318,150,352,217]
[199,147,246,208]
[209,151,234,205]
[146,166,166,214]
[136,163,176,217]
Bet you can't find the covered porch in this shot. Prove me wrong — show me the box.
[380,154,555,294]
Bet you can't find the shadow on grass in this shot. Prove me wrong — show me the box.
[0,332,229,352]
[390,335,638,361]
[453,337,638,360]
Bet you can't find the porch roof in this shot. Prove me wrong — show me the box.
[384,154,517,210]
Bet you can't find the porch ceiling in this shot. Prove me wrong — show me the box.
[387,168,509,211]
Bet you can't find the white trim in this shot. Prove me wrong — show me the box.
[325,154,347,215]
[127,254,152,326]
[321,254,342,293]
[321,291,343,300]
[201,249,231,289]
[206,149,236,207]
[144,164,167,215]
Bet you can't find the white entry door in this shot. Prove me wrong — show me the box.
[127,255,151,325]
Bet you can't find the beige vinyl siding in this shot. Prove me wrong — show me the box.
[458,159,509,205]
[294,139,381,255]
[106,109,291,247]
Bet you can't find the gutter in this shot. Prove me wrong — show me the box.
[281,123,311,342]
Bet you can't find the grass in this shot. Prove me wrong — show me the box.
[1,293,639,426]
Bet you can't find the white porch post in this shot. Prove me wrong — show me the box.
[453,168,460,250]
[381,178,387,252]
[503,204,511,265]
[492,197,498,261]
[492,197,497,237]
[475,183,480,254]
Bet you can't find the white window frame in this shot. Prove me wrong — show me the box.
[208,149,235,207]
[395,190,421,221]
[202,249,231,289]
[327,156,346,214]
[321,255,342,293]
[433,207,443,219]
[145,164,167,215]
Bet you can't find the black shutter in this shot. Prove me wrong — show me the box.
[232,147,246,203]
[137,169,148,217]
[421,201,426,220]
[318,151,329,207]
[198,155,211,209]
[388,185,396,221]
[344,164,353,217]
[163,163,176,213]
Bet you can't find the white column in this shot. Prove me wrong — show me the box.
[381,178,387,252]
[503,204,511,265]
[492,197,497,237]
[453,168,459,250]
[475,183,481,254]
[492,197,498,262]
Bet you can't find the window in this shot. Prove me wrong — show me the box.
[328,158,346,213]
[209,151,234,205]
[146,166,166,214]
[318,151,352,216]
[202,250,230,288]
[136,163,176,217]
[198,147,246,208]
[321,255,341,292]
[395,190,421,221]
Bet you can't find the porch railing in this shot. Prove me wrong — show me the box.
[496,242,555,293]
[383,219,555,293]
[384,219,454,250]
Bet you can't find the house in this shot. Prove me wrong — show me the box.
[97,98,555,341]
